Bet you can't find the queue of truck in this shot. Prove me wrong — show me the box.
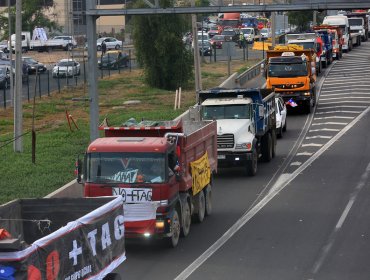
[1,8,369,280]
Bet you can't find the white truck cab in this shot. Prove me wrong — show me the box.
[200,97,255,161]
[323,15,351,51]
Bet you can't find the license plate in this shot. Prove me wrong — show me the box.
[218,154,226,159]
[112,187,152,203]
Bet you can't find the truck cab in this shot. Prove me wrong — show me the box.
[348,17,364,46]
[78,119,217,248]
[323,15,351,52]
[198,89,276,176]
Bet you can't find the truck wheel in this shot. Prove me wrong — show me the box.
[271,129,276,158]
[262,133,272,162]
[180,200,191,237]
[283,119,287,132]
[305,100,311,114]
[311,87,316,107]
[277,126,283,138]
[246,148,258,176]
[322,59,327,69]
[104,273,122,280]
[204,184,212,216]
[166,209,180,248]
[193,191,205,223]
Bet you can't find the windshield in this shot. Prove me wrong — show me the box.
[213,35,224,41]
[268,62,308,77]
[349,19,363,26]
[23,58,37,64]
[202,104,250,120]
[57,61,75,67]
[221,20,239,27]
[86,152,166,184]
[0,68,7,75]
[102,53,119,61]
[241,29,252,34]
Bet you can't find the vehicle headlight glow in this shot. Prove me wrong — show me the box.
[303,92,311,96]
[235,142,252,150]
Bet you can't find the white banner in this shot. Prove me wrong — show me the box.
[123,202,158,222]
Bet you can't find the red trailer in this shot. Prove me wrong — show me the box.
[314,25,344,60]
[76,118,217,247]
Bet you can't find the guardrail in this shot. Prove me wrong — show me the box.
[235,59,265,88]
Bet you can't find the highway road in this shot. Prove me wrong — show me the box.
[116,41,370,279]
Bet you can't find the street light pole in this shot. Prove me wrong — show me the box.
[14,0,23,152]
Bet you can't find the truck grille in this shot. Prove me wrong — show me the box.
[217,134,234,148]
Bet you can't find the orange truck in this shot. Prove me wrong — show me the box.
[264,45,317,114]
[76,118,217,248]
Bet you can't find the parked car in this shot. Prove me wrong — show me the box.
[51,35,78,51]
[198,40,212,56]
[221,28,239,43]
[0,59,29,83]
[0,65,10,89]
[275,96,287,138]
[22,57,47,74]
[97,37,123,51]
[52,58,81,78]
[98,50,129,69]
[210,35,226,48]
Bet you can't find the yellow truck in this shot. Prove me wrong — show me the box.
[264,45,317,114]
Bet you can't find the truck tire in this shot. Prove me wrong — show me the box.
[305,100,311,114]
[166,209,180,248]
[322,59,327,69]
[271,129,276,158]
[104,273,122,280]
[193,191,205,223]
[262,133,272,162]
[283,118,287,132]
[246,148,258,176]
[180,200,191,237]
[205,184,212,216]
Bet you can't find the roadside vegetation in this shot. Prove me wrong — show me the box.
[0,59,260,204]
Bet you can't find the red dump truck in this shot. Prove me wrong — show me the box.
[76,118,217,248]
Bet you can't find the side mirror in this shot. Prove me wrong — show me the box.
[75,157,82,184]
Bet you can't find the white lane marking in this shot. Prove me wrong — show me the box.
[320,97,370,101]
[319,101,370,105]
[290,161,302,166]
[311,161,370,275]
[309,128,341,132]
[301,143,324,147]
[322,81,370,86]
[320,90,370,95]
[174,108,370,280]
[317,105,367,110]
[311,122,347,126]
[329,68,370,73]
[324,77,368,82]
[315,111,361,115]
[314,116,354,120]
[305,136,332,139]
[296,152,314,156]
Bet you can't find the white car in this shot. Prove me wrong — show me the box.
[97,37,123,51]
[260,28,271,39]
[275,96,287,138]
[52,58,81,78]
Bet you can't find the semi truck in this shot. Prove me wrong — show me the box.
[323,15,352,52]
[0,197,125,280]
[286,33,325,71]
[196,88,276,176]
[346,11,369,42]
[265,45,317,114]
[313,25,344,60]
[347,17,364,46]
[76,118,217,248]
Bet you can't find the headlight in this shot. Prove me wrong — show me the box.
[303,92,311,96]
[235,142,252,150]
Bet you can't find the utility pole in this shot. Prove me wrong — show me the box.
[313,10,317,27]
[14,0,22,152]
[271,11,276,48]
[8,0,13,108]
[191,0,202,102]
[86,0,99,141]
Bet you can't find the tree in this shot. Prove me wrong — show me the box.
[132,0,193,90]
[0,0,60,40]
[287,11,314,32]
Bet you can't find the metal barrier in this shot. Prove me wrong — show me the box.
[235,59,266,88]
